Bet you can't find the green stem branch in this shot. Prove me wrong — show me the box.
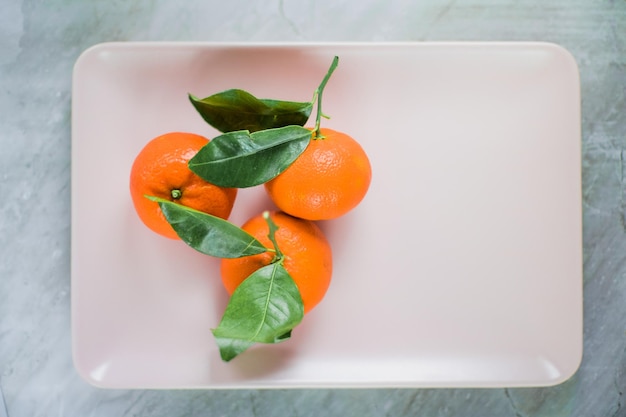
[314,56,339,139]
[263,211,284,263]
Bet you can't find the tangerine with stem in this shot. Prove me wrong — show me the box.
[265,56,372,220]
[130,132,238,239]
[220,211,333,314]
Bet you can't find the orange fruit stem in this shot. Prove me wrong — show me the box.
[313,56,339,139]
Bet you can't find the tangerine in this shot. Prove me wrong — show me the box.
[130,132,237,239]
[220,211,332,314]
[264,128,372,220]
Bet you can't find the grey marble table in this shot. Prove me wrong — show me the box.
[1,1,625,416]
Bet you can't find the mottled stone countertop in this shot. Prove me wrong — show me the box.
[1,1,625,416]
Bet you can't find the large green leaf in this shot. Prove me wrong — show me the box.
[189,89,313,133]
[212,263,304,361]
[188,125,311,188]
[147,197,268,258]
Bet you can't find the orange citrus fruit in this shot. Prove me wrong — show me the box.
[264,127,372,220]
[220,211,332,314]
[130,132,237,239]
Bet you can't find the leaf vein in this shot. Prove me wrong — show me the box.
[190,136,307,167]
[252,264,277,340]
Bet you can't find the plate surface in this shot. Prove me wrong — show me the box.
[71,42,582,388]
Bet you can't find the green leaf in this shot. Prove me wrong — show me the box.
[147,196,268,258]
[188,125,311,188]
[212,263,304,361]
[189,89,313,133]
